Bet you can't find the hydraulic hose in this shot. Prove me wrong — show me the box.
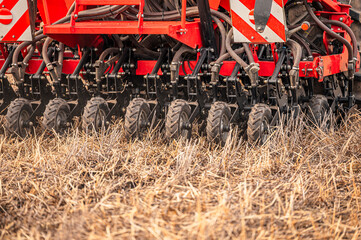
[12,34,46,64]
[243,43,255,64]
[286,39,302,89]
[170,44,195,83]
[129,35,160,56]
[286,39,303,67]
[41,37,53,68]
[113,35,123,48]
[303,0,353,62]
[225,30,249,69]
[211,47,246,83]
[210,10,232,26]
[215,47,245,65]
[71,48,90,77]
[34,48,54,77]
[122,7,232,27]
[95,47,121,84]
[35,4,129,35]
[323,19,358,59]
[22,45,35,65]
[76,6,130,22]
[212,16,226,57]
[172,45,195,63]
[58,42,64,65]
[99,48,120,62]
[291,33,313,58]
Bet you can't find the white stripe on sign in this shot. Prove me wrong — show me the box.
[0,0,28,40]
[271,0,286,26]
[0,15,12,20]
[233,27,251,42]
[18,25,31,41]
[231,0,284,42]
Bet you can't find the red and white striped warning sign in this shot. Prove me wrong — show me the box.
[230,0,287,43]
[0,0,32,42]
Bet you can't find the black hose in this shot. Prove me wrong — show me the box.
[71,48,90,76]
[0,48,14,75]
[243,43,255,64]
[12,34,46,64]
[172,45,195,63]
[58,42,64,65]
[215,47,245,64]
[291,34,313,58]
[303,0,353,61]
[42,37,53,68]
[99,48,120,62]
[35,48,55,76]
[22,44,35,65]
[212,16,226,56]
[286,39,303,67]
[225,30,249,69]
[323,20,358,59]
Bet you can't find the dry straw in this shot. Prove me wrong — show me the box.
[0,112,360,239]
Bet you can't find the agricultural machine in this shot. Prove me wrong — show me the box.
[0,0,360,144]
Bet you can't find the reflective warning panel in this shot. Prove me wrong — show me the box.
[0,0,33,42]
[230,0,287,43]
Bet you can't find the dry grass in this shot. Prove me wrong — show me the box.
[0,113,360,239]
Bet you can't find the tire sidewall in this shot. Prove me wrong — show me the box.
[54,103,70,132]
[6,99,33,138]
[135,100,151,135]
[178,103,192,139]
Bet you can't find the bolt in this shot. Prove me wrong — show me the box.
[251,36,255,40]
[12,35,15,38]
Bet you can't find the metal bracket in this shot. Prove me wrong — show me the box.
[254,0,273,33]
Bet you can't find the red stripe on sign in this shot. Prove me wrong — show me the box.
[231,10,267,42]
[267,14,286,41]
[0,0,18,11]
[273,0,284,7]
[2,10,29,41]
[239,0,254,11]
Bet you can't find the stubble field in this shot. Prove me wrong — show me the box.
[0,113,360,239]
